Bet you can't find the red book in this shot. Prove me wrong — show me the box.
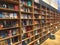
[14,5,18,11]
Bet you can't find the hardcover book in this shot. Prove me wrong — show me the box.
[9,13,14,18]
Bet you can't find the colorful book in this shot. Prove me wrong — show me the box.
[0,12,3,18]
[9,13,14,18]
[14,5,18,11]
[13,13,17,18]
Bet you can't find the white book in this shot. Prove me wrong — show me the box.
[13,13,17,18]
[9,13,14,18]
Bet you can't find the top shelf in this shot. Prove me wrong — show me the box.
[0,0,19,5]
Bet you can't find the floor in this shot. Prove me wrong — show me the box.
[41,30,60,45]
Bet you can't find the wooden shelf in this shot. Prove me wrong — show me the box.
[0,0,60,45]
[0,8,19,12]
[0,0,19,4]
[0,26,19,31]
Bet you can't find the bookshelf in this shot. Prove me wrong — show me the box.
[0,0,60,45]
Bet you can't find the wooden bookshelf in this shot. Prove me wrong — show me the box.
[0,0,60,45]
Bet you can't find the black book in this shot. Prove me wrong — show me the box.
[22,41,27,45]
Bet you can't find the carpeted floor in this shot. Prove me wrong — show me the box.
[41,30,60,45]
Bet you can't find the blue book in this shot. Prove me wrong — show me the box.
[0,12,3,18]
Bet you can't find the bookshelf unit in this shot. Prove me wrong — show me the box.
[0,0,60,45]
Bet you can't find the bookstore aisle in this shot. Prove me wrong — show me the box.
[41,30,60,45]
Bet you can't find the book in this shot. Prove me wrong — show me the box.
[21,27,26,33]
[0,21,4,28]
[5,39,11,45]
[0,4,2,8]
[2,12,9,18]
[34,0,39,3]
[8,4,14,10]
[12,37,18,43]
[22,33,27,39]
[8,30,12,37]
[9,13,14,18]
[27,39,31,44]
[0,31,7,38]
[27,0,32,6]
[2,3,7,8]
[13,13,17,18]
[22,41,27,45]
[14,5,18,11]
[12,29,17,35]
[0,13,2,18]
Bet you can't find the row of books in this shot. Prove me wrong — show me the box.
[9,0,18,2]
[34,15,41,19]
[22,37,40,45]
[0,3,18,10]
[34,4,40,9]
[34,20,40,24]
[34,25,40,30]
[34,10,39,14]
[35,39,40,45]
[0,36,19,45]
[21,6,31,13]
[42,20,45,24]
[42,16,45,19]
[0,12,18,19]
[42,11,46,15]
[21,26,32,33]
[0,21,18,28]
[21,20,32,26]
[20,0,32,7]
[21,14,32,19]
[0,29,19,38]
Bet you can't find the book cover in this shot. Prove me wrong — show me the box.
[14,5,18,11]
[27,0,32,6]
[0,12,3,18]
[9,13,14,18]
[13,13,17,18]
[22,41,27,45]
[2,12,9,18]
[8,30,12,37]
[8,4,14,10]
[12,29,17,35]
[2,3,7,8]
[12,37,18,43]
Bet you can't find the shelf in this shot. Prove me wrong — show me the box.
[0,0,60,45]
[0,18,19,20]
[0,34,20,41]
[21,11,33,14]
[0,0,19,5]
[0,8,19,12]
[0,26,19,30]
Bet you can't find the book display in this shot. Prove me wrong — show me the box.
[0,0,60,45]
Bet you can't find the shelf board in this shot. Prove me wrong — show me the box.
[28,37,41,45]
[12,41,21,45]
[0,8,19,12]
[21,18,33,20]
[0,26,19,31]
[22,24,33,27]
[22,35,34,42]
[0,34,20,41]
[34,13,40,15]
[0,0,19,5]
[0,18,19,20]
[34,8,40,11]
[21,11,33,14]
